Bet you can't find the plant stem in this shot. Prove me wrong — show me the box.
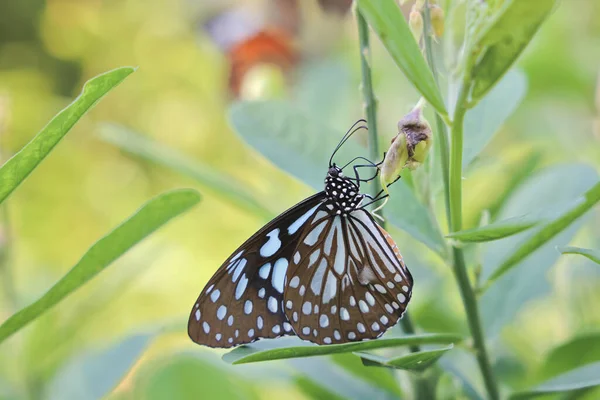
[357,9,436,400]
[422,2,452,228]
[449,81,500,400]
[356,10,380,173]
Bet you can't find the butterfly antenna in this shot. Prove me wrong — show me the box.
[329,119,368,167]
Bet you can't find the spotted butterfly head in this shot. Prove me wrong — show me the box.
[324,164,364,215]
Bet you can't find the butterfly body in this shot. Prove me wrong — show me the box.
[189,164,413,348]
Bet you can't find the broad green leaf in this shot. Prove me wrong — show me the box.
[330,353,403,397]
[510,362,600,400]
[558,246,600,265]
[0,189,200,344]
[356,0,448,117]
[294,375,346,400]
[133,354,250,400]
[289,357,401,400]
[539,332,600,380]
[0,67,135,205]
[229,100,445,255]
[480,165,598,336]
[222,333,462,364]
[467,0,558,101]
[463,69,527,167]
[486,180,600,285]
[446,216,538,243]
[45,333,153,400]
[357,344,453,371]
[98,123,273,220]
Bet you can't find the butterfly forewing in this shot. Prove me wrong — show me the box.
[283,208,413,344]
[188,193,327,348]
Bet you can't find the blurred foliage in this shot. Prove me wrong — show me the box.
[0,0,599,399]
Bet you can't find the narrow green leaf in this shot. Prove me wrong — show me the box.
[486,180,600,286]
[558,246,600,265]
[463,69,527,167]
[357,344,453,371]
[229,100,446,255]
[467,0,558,101]
[222,333,462,364]
[510,362,600,399]
[45,333,153,400]
[0,67,135,205]
[98,123,273,220]
[0,189,200,344]
[446,216,538,243]
[356,0,448,117]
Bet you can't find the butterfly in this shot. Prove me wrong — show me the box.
[188,121,413,347]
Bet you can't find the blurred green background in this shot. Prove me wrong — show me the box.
[0,0,599,399]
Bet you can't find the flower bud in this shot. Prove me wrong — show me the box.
[430,4,445,38]
[409,5,424,43]
[415,0,426,11]
[400,100,432,170]
[379,99,432,193]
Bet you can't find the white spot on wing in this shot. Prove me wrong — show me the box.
[244,300,253,315]
[272,258,289,293]
[217,305,227,320]
[288,204,321,234]
[268,296,278,313]
[311,258,328,295]
[258,263,271,279]
[210,289,220,302]
[235,274,248,300]
[322,271,337,304]
[260,229,281,257]
[304,221,328,246]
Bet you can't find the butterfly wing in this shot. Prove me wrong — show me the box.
[283,207,413,344]
[188,192,327,348]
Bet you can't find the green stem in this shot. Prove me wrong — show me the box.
[422,2,452,228]
[449,80,499,400]
[357,11,380,176]
[357,10,431,399]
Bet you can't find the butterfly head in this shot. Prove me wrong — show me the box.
[324,164,364,215]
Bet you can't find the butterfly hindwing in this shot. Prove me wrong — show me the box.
[283,207,413,344]
[188,192,327,348]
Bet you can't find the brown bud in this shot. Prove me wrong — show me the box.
[430,4,445,38]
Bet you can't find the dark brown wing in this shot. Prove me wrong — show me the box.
[188,192,327,348]
[283,207,413,344]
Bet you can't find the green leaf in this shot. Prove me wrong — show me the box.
[45,333,153,400]
[446,216,538,243]
[480,165,599,336]
[0,189,200,344]
[467,0,558,101]
[356,0,448,117]
[357,344,453,371]
[134,354,250,400]
[558,246,600,265]
[229,100,446,255]
[510,362,600,400]
[463,69,527,167]
[486,180,600,286]
[0,67,135,205]
[294,375,346,400]
[539,332,600,380]
[330,353,403,397]
[98,123,273,220]
[222,333,462,364]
